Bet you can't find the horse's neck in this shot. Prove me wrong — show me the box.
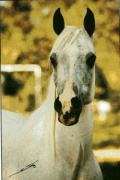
[44,75,94,163]
[17,74,56,162]
[55,103,93,166]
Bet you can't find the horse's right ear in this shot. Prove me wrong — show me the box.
[84,8,95,37]
[53,8,65,35]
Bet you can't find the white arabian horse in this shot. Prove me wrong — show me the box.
[3,8,103,180]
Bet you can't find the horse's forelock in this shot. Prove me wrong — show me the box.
[50,26,81,56]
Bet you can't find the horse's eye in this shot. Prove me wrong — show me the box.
[86,53,96,69]
[50,53,57,68]
[50,57,57,68]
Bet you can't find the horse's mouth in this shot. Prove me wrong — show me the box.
[58,109,81,126]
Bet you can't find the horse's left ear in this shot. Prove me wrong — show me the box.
[53,8,65,35]
[84,8,95,37]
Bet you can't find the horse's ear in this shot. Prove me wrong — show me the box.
[84,8,95,37]
[53,8,65,35]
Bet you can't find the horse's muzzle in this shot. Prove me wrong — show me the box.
[58,109,82,126]
[54,96,82,126]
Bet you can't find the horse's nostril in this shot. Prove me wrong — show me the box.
[71,96,82,110]
[63,111,69,119]
[54,97,62,113]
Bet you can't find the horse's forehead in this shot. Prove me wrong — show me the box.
[51,27,95,56]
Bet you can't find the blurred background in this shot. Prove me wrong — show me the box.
[1,0,119,179]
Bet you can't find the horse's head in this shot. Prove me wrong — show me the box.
[50,8,96,126]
